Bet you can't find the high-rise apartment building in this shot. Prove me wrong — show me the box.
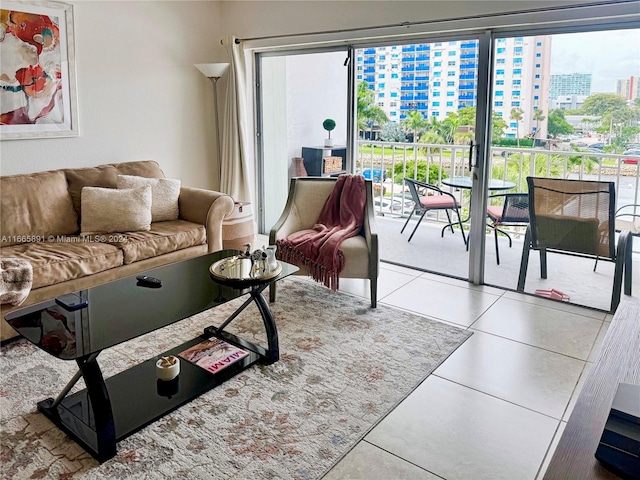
[616,76,640,101]
[549,73,592,100]
[356,35,551,140]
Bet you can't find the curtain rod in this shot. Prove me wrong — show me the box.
[226,0,636,44]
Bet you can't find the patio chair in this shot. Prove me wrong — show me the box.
[486,193,529,265]
[517,177,632,313]
[594,203,640,271]
[400,178,467,245]
[269,176,379,307]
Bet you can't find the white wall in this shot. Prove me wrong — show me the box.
[1,1,225,190]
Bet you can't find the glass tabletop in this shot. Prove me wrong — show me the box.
[442,176,517,191]
[5,250,298,360]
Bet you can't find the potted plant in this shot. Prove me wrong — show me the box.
[323,118,336,147]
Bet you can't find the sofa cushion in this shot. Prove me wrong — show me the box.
[81,186,152,235]
[64,164,119,217]
[1,241,124,289]
[1,170,79,247]
[111,160,165,179]
[117,175,180,222]
[108,220,206,264]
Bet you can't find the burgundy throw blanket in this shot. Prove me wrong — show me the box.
[277,175,366,290]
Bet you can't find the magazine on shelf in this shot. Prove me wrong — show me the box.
[178,338,249,374]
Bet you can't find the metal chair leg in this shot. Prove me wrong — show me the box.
[408,210,428,242]
[540,249,548,279]
[494,226,500,265]
[400,208,417,234]
[370,277,377,308]
[517,226,532,291]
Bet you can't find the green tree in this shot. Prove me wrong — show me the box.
[510,107,524,147]
[547,109,574,138]
[402,111,428,143]
[581,93,628,116]
[532,109,546,139]
[379,122,407,142]
[356,81,388,139]
[491,112,507,142]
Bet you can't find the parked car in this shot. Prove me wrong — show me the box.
[622,148,640,164]
[361,168,387,183]
[589,142,605,150]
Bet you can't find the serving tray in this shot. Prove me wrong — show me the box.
[209,256,282,284]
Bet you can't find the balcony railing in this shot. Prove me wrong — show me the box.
[355,140,640,220]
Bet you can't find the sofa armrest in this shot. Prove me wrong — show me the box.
[179,187,234,252]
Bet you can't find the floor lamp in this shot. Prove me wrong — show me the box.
[195,63,229,176]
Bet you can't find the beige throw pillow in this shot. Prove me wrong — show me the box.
[81,186,152,235]
[117,175,180,222]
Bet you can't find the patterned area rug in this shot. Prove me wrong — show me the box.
[0,276,471,479]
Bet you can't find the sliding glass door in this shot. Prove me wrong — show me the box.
[257,48,350,234]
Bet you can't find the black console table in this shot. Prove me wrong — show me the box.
[302,145,347,176]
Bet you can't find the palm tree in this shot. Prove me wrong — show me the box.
[510,107,524,147]
[532,109,546,140]
[402,111,428,143]
[356,81,388,140]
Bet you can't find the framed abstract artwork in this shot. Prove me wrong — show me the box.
[0,1,78,140]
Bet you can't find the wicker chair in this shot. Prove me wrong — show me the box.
[487,193,529,265]
[517,177,632,312]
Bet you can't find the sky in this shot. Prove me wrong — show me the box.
[550,29,640,93]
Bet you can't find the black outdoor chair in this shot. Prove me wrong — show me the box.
[487,193,529,265]
[400,178,466,244]
[517,177,632,313]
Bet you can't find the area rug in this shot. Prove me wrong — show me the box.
[0,276,471,479]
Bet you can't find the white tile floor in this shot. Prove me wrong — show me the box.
[321,262,609,480]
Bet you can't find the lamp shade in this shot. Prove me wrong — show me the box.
[195,63,229,79]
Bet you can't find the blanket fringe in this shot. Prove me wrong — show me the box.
[277,242,344,291]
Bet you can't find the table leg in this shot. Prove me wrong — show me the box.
[37,353,117,463]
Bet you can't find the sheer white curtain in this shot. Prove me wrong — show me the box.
[220,36,253,205]
[219,36,255,249]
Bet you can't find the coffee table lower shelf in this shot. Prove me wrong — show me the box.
[37,331,263,463]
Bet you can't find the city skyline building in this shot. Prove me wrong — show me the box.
[549,73,592,100]
[616,76,640,101]
[356,35,551,140]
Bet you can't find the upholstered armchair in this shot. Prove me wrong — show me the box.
[269,177,379,307]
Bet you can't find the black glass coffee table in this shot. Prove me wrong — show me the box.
[5,250,298,462]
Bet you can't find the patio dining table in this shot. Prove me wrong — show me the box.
[440,176,517,244]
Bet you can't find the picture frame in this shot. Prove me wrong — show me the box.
[1,1,78,140]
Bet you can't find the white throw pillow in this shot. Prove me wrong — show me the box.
[81,185,152,235]
[117,175,180,222]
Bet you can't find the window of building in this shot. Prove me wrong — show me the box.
[433,91,440,97]
[390,92,398,97]
[446,101,454,106]
[378,83,385,89]
[514,46,523,53]
[392,64,398,69]
[434,51,442,57]
[391,73,398,79]
[497,47,506,54]
[434,61,442,67]
[433,101,440,106]
[357,75,362,80]
[447,81,455,86]
[510,122,518,128]
[379,55,386,60]
[379,74,386,79]
[495,90,504,97]
[496,80,504,85]
[513,79,521,85]
[434,42,442,46]
[512,90,520,96]
[378,93,384,98]
[391,111,397,116]
[497,58,506,64]
[377,102,384,106]
[448,51,456,56]
[533,95,539,100]
[534,84,540,89]
[496,69,505,75]
[536,41,542,46]
[390,101,397,107]
[535,74,540,79]
[432,111,439,117]
[447,71,456,76]
[448,61,456,66]
[536,52,541,57]
[433,71,441,77]
[513,68,522,75]
[513,58,523,64]
[535,63,541,68]
[495,101,503,107]
[512,101,521,107]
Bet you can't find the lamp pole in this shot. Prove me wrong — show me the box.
[194,63,230,180]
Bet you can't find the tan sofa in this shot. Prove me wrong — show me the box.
[0,160,235,342]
